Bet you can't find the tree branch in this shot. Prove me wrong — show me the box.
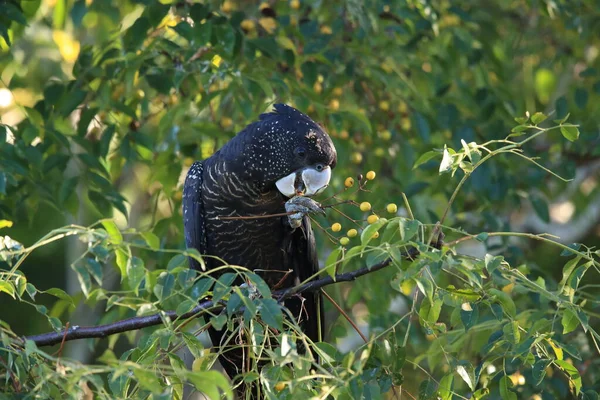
[24,254,405,347]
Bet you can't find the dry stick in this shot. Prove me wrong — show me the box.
[0,355,22,392]
[215,200,351,221]
[320,289,368,343]
[321,288,404,400]
[216,211,296,220]
[54,322,70,358]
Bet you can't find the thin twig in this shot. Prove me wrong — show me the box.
[216,211,295,220]
[321,289,368,343]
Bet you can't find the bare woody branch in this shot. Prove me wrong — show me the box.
[24,254,409,347]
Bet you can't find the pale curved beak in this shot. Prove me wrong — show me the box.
[276,166,331,198]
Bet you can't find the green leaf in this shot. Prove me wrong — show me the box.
[72,261,92,297]
[511,124,529,133]
[59,177,79,206]
[561,308,579,334]
[85,258,103,285]
[191,278,213,300]
[547,339,564,360]
[53,0,66,29]
[503,320,520,344]
[45,288,74,305]
[455,361,475,391]
[101,219,122,245]
[141,232,160,250]
[115,248,128,279]
[460,303,479,331]
[555,359,582,394]
[413,150,439,169]
[400,219,419,241]
[176,299,197,316]
[213,273,235,302]
[560,243,581,257]
[153,273,175,301]
[416,276,434,302]
[560,125,580,142]
[475,232,488,242]
[127,256,145,293]
[324,247,342,280]
[0,281,16,298]
[532,359,550,385]
[559,256,581,296]
[530,194,550,223]
[132,367,163,393]
[259,298,283,330]
[484,254,503,273]
[418,379,436,400]
[419,297,442,325]
[187,370,233,400]
[246,273,271,298]
[499,376,517,400]
[488,289,516,318]
[361,218,387,247]
[167,254,187,271]
[437,374,453,400]
[123,17,150,50]
[530,112,547,125]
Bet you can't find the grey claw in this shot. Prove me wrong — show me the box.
[285,196,324,229]
[285,196,324,215]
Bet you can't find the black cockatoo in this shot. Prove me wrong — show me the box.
[182,104,337,396]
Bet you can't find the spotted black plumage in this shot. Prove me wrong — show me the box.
[182,104,337,397]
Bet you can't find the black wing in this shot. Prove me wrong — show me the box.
[283,215,323,344]
[182,161,206,271]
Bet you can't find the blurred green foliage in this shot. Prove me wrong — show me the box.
[1,0,600,399]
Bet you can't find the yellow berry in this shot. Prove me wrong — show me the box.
[240,19,256,31]
[329,98,339,110]
[375,148,385,157]
[401,117,411,131]
[183,157,195,167]
[386,203,398,214]
[320,25,332,35]
[331,223,341,232]
[344,177,354,188]
[220,117,233,129]
[366,171,376,180]
[359,202,371,212]
[347,229,358,237]
[290,0,300,10]
[339,130,349,139]
[378,130,392,140]
[221,0,233,13]
[372,231,380,239]
[258,17,277,34]
[274,382,286,392]
[332,87,343,97]
[351,152,363,164]
[313,82,322,94]
[379,100,390,111]
[398,101,408,113]
[339,237,350,246]
[367,214,379,224]
[259,2,269,10]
